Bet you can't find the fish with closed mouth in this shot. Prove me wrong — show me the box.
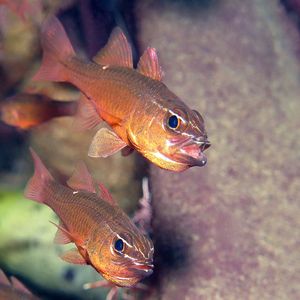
[24,149,154,291]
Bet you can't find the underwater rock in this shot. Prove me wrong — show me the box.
[135,0,300,299]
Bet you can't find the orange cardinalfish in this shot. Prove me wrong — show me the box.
[33,17,210,172]
[0,269,39,300]
[24,149,154,291]
[0,93,77,129]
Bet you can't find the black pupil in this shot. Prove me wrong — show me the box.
[168,115,178,129]
[114,239,124,251]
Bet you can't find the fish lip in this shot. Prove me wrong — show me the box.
[129,261,154,276]
[174,137,210,167]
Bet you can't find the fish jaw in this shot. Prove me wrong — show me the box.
[144,137,210,171]
[177,139,211,167]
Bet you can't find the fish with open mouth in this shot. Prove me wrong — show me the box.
[33,16,210,172]
[24,149,154,293]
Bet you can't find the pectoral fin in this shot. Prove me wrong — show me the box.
[51,220,73,245]
[60,249,86,265]
[88,128,127,158]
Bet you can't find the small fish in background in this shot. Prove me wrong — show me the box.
[0,269,39,300]
[0,93,77,129]
[24,149,154,299]
[33,16,210,172]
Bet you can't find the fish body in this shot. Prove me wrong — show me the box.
[34,17,210,172]
[0,93,77,129]
[24,150,154,288]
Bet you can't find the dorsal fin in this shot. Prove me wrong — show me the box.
[137,47,163,81]
[93,27,133,68]
[0,269,10,286]
[67,161,116,205]
[11,277,32,295]
[67,161,95,193]
[96,182,117,206]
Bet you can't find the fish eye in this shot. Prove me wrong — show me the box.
[114,239,124,252]
[168,115,179,129]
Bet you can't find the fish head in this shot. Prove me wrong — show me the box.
[91,227,154,287]
[131,97,210,172]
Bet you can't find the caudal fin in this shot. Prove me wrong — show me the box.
[33,16,75,82]
[24,148,53,203]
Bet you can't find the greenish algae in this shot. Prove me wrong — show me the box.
[0,191,107,299]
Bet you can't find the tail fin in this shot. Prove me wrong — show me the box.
[33,16,76,82]
[24,148,53,203]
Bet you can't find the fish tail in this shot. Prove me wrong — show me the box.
[24,148,53,203]
[33,16,76,82]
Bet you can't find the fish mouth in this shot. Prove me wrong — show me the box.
[173,137,211,167]
[129,261,154,276]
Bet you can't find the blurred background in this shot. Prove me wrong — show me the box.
[0,0,299,299]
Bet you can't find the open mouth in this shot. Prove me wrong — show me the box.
[178,139,210,167]
[130,261,154,276]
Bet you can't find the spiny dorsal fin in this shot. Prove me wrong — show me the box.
[137,47,163,81]
[67,160,117,205]
[93,27,133,68]
[67,161,95,193]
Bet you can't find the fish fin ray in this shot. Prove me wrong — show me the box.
[93,27,133,68]
[67,161,96,193]
[33,16,75,82]
[24,148,53,203]
[60,249,86,265]
[95,182,117,206]
[53,220,73,244]
[0,270,10,286]
[88,128,127,158]
[11,277,32,295]
[137,47,163,81]
[73,95,102,131]
[50,220,77,245]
